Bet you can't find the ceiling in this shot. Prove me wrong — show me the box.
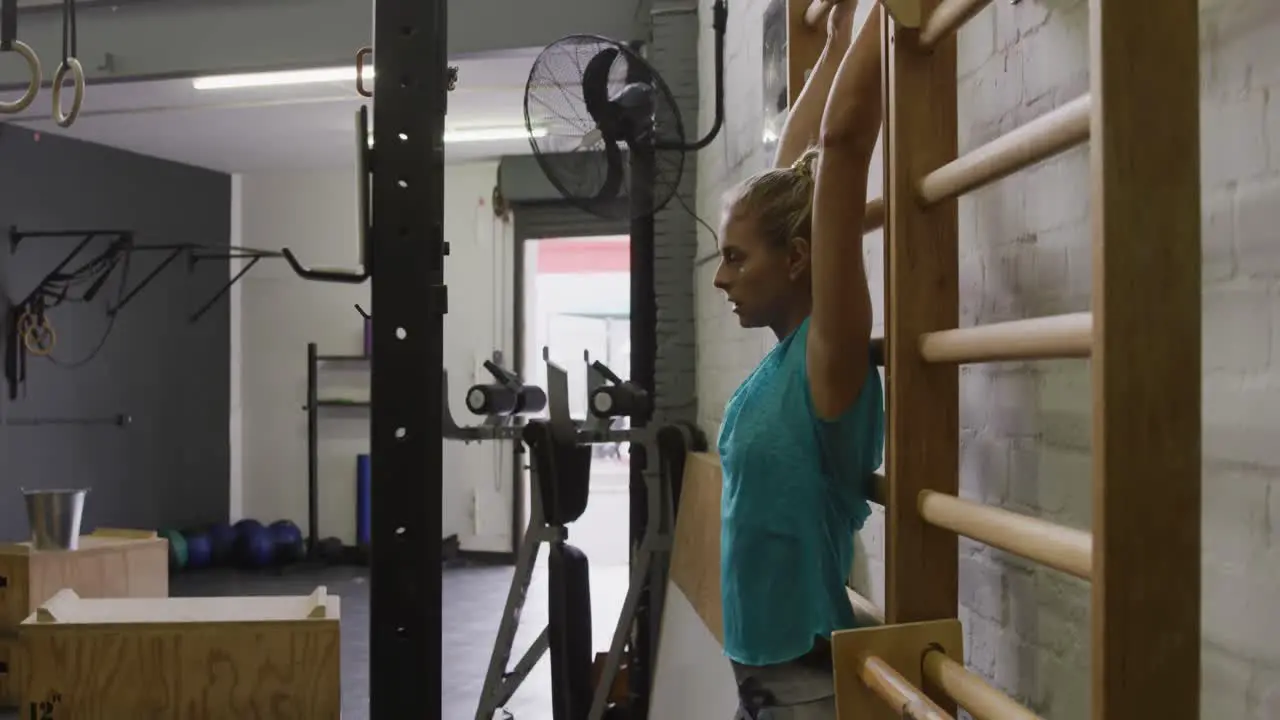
[5,48,544,173]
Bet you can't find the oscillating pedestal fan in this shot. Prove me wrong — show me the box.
[523,0,728,222]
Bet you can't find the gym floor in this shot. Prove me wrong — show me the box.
[0,473,631,720]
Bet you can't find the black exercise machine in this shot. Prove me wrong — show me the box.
[454,348,703,720]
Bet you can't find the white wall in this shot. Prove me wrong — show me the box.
[232,162,517,552]
[695,0,1280,716]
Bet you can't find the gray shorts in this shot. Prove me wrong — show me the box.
[730,642,836,720]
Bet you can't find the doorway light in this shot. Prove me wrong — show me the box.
[193,66,369,91]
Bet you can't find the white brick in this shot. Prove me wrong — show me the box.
[1017,0,1088,105]
[1203,186,1238,284]
[1202,92,1269,188]
[1203,282,1271,374]
[1203,557,1280,665]
[1202,467,1268,565]
[1235,175,1280,276]
[1201,645,1253,720]
[1203,373,1280,467]
[959,553,1007,623]
[1021,145,1089,235]
[956,5,997,80]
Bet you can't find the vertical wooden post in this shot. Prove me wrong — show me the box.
[786,0,826,106]
[1088,2,1201,718]
[883,3,959,626]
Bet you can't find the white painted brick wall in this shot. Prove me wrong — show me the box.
[693,0,1280,715]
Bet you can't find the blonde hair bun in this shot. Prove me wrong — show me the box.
[790,146,820,180]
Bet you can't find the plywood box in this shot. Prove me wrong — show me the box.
[20,587,341,720]
[0,529,168,632]
[0,528,168,708]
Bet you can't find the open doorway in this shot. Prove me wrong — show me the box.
[516,233,632,646]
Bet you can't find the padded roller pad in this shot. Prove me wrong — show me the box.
[525,419,593,525]
[549,543,594,720]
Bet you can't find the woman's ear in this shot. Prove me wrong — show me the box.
[787,236,812,280]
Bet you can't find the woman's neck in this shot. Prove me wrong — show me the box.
[770,299,811,340]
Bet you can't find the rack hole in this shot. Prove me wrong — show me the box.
[397,178,409,189]
[395,526,406,536]
[395,427,406,439]
[396,327,407,340]
[399,25,413,36]
[397,132,409,143]
[400,75,411,88]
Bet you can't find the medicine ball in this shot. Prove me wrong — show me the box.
[184,531,213,569]
[207,522,237,566]
[318,536,345,563]
[238,525,276,568]
[269,520,305,564]
[162,529,188,570]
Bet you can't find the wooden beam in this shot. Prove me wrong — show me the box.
[884,1,959,626]
[1089,0,1201,717]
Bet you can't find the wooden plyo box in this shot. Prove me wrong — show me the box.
[0,529,168,707]
[19,586,342,720]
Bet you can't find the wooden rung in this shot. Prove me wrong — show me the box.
[919,94,1091,205]
[803,0,844,27]
[917,491,1092,580]
[864,196,885,233]
[919,0,994,48]
[863,656,954,720]
[918,312,1091,364]
[833,619,962,719]
[923,648,1044,720]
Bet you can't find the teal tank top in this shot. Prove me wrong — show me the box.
[717,317,885,666]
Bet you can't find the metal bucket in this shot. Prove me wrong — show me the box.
[23,488,89,550]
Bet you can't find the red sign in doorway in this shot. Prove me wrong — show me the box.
[536,238,630,275]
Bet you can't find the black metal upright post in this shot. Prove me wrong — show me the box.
[628,147,658,718]
[368,0,447,716]
[306,342,320,557]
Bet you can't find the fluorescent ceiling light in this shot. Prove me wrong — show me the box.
[447,127,545,143]
[193,66,369,91]
[366,127,547,147]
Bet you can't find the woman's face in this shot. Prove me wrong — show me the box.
[712,211,806,329]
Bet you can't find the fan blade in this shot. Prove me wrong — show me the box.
[595,140,626,205]
[582,48,620,125]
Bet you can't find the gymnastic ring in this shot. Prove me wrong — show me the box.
[52,56,85,127]
[0,40,42,115]
[22,316,56,357]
